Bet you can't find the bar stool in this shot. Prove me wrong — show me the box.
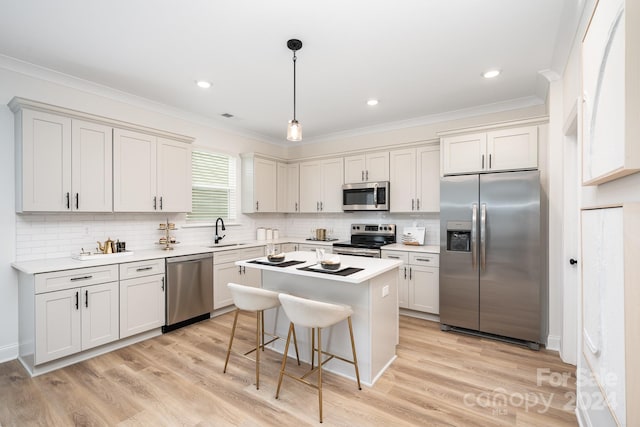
[223,283,299,390]
[275,293,361,423]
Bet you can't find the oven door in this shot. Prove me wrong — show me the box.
[333,247,381,258]
[342,181,389,211]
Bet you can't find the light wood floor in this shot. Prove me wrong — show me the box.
[0,313,577,426]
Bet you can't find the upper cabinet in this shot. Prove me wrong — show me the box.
[277,162,300,213]
[241,154,278,213]
[582,0,640,185]
[13,108,113,212]
[113,130,192,212]
[389,145,440,213]
[344,151,389,183]
[299,157,344,213]
[441,126,538,175]
[10,98,194,214]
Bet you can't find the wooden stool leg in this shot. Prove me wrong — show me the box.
[261,311,265,351]
[275,322,294,399]
[311,327,316,369]
[256,310,261,389]
[317,327,323,423]
[291,323,301,365]
[223,309,240,373]
[348,316,362,390]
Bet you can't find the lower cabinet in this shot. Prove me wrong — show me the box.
[382,250,439,314]
[297,243,333,253]
[35,281,119,364]
[119,259,166,339]
[213,246,264,309]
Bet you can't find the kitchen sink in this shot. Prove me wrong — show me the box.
[208,243,249,248]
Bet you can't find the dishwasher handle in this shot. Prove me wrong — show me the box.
[166,254,213,264]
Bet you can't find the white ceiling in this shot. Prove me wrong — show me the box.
[0,0,579,144]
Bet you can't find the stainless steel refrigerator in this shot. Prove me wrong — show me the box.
[439,170,543,348]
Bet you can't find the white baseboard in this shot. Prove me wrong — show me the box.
[0,342,19,363]
[546,334,561,351]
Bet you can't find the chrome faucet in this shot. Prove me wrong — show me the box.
[214,217,226,244]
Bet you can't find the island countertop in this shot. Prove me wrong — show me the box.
[236,251,402,284]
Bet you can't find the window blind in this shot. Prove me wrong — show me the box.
[188,150,236,221]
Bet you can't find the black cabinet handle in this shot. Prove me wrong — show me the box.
[489,154,492,169]
[161,277,165,291]
[409,267,412,280]
[136,267,153,272]
[66,192,70,209]
[75,193,79,209]
[415,258,431,262]
[404,267,407,279]
[85,290,88,308]
[160,196,163,210]
[482,154,485,169]
[75,291,79,310]
[70,275,93,281]
[153,196,157,210]
[570,258,578,265]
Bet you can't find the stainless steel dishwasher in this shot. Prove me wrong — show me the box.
[164,253,213,332]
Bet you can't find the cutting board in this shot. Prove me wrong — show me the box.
[401,227,425,245]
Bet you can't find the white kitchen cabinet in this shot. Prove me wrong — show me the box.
[277,162,300,213]
[441,126,538,175]
[213,246,265,309]
[280,243,299,252]
[34,280,119,365]
[299,157,344,213]
[382,250,439,314]
[13,108,113,212]
[114,129,192,212]
[242,154,277,213]
[119,259,166,338]
[389,145,440,213]
[297,243,333,254]
[344,151,389,183]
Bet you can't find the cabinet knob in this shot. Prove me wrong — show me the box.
[569,258,578,265]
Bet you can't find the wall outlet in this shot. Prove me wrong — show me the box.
[382,285,389,297]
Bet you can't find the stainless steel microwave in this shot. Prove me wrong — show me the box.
[342,181,390,211]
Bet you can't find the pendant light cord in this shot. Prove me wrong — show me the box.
[292,51,297,121]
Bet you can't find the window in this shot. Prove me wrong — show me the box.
[187,150,237,221]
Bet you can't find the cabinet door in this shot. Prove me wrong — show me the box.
[277,162,288,212]
[35,288,81,364]
[416,146,440,212]
[286,163,300,213]
[320,157,344,212]
[119,275,165,338]
[157,137,192,212]
[20,109,72,212]
[344,154,366,183]
[281,243,299,252]
[398,267,409,309]
[409,265,439,314]
[486,126,538,172]
[442,133,487,175]
[81,282,119,351]
[241,265,262,288]
[71,120,113,212]
[389,148,416,212]
[365,152,390,181]
[254,157,277,212]
[113,129,157,212]
[298,244,332,254]
[213,262,241,309]
[299,161,322,212]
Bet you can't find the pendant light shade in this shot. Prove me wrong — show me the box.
[286,39,303,141]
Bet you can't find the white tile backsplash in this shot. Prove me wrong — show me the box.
[15,211,440,261]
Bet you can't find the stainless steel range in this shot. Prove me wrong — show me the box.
[332,224,396,258]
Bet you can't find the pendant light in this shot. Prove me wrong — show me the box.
[286,39,303,141]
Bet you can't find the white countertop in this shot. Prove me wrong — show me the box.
[381,243,440,254]
[237,251,402,284]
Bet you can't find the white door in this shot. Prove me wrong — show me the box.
[277,162,288,212]
[253,157,277,212]
[442,133,486,174]
[416,146,440,212]
[561,112,580,365]
[487,126,538,171]
[365,151,390,181]
[35,288,81,364]
[81,282,119,350]
[299,161,322,212]
[71,120,113,212]
[113,129,157,212]
[344,154,366,183]
[409,266,439,314]
[320,158,344,212]
[286,163,300,213]
[389,148,416,212]
[157,137,192,212]
[20,109,72,212]
[119,275,165,338]
[213,262,241,309]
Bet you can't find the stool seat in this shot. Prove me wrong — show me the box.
[278,293,353,329]
[228,282,280,312]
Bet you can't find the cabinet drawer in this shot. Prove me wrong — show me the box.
[381,251,409,264]
[35,264,119,294]
[214,246,265,264]
[409,253,439,267]
[119,259,165,280]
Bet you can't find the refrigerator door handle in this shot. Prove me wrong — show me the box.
[480,203,487,272]
[471,203,478,269]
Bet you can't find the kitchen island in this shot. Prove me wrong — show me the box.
[237,251,402,386]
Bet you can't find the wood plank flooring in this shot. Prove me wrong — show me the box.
[0,313,577,426]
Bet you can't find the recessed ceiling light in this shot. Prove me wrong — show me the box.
[196,80,212,89]
[367,99,379,106]
[482,70,501,79]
